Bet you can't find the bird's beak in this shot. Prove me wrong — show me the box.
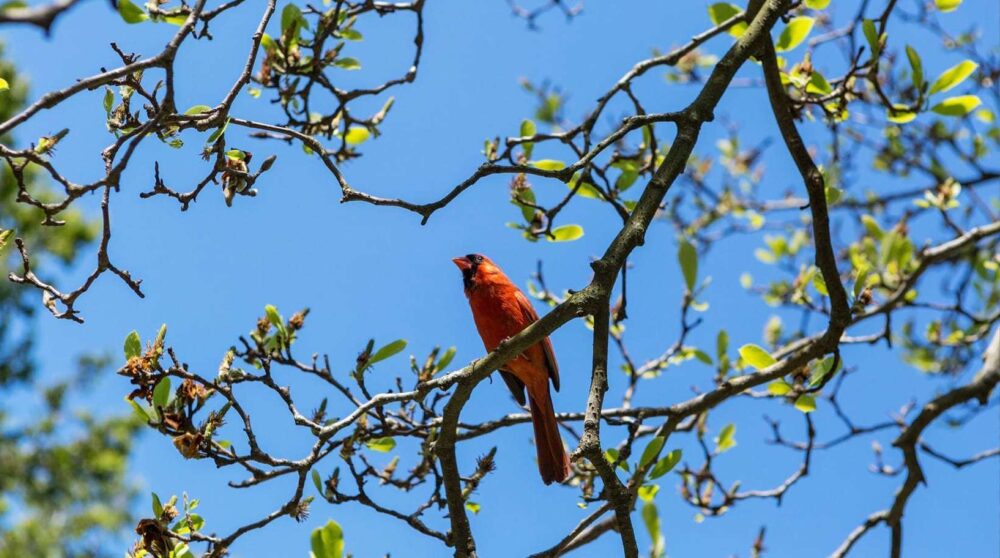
[452,257,472,271]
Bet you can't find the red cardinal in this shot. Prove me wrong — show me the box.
[452,253,571,485]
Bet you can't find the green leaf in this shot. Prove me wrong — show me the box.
[548,224,584,242]
[707,3,740,24]
[805,0,830,8]
[184,104,212,115]
[437,346,457,372]
[861,215,884,240]
[162,14,188,26]
[152,377,171,411]
[809,355,841,387]
[465,501,481,514]
[124,330,142,359]
[768,380,792,395]
[678,240,698,291]
[260,33,276,51]
[281,3,303,35]
[905,46,923,91]
[794,394,817,413]
[206,117,230,145]
[642,501,665,558]
[343,127,370,145]
[716,330,729,360]
[152,492,163,517]
[312,469,324,496]
[649,449,682,479]
[640,436,665,468]
[853,266,870,298]
[615,169,639,192]
[370,339,407,364]
[887,105,917,124]
[714,423,736,453]
[935,0,962,13]
[806,71,833,95]
[513,185,537,223]
[931,95,981,116]
[825,185,843,205]
[775,16,815,52]
[707,3,747,37]
[340,28,363,41]
[604,447,619,464]
[117,0,148,23]
[638,484,660,502]
[862,19,880,58]
[264,304,283,329]
[126,396,151,421]
[693,349,713,365]
[812,272,828,296]
[530,159,566,171]
[929,60,978,95]
[334,57,362,70]
[310,520,345,558]
[520,119,536,159]
[603,447,629,471]
[569,178,602,199]
[102,87,114,114]
[365,437,396,453]
[739,344,777,370]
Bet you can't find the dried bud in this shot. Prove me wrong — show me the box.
[288,308,310,330]
[798,53,814,75]
[259,154,277,173]
[858,287,873,307]
[381,456,400,483]
[161,411,183,431]
[178,378,211,403]
[218,349,236,378]
[325,468,340,495]
[510,172,529,193]
[172,432,205,459]
[34,128,69,155]
[476,451,497,475]
[611,295,626,323]
[121,356,148,377]
[290,498,311,522]
[258,52,273,86]
[161,503,179,522]
[135,518,169,557]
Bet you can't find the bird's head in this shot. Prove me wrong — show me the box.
[452,253,501,291]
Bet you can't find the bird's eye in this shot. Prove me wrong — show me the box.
[474,255,484,263]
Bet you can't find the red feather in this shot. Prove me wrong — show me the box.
[453,254,570,485]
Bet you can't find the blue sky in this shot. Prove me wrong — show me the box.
[3,1,998,556]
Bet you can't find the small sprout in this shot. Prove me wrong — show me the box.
[476,450,497,475]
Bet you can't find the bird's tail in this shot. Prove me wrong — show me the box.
[528,389,571,485]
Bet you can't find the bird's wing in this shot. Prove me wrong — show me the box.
[514,289,560,391]
[499,369,527,406]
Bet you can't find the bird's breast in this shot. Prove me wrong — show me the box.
[467,285,531,351]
